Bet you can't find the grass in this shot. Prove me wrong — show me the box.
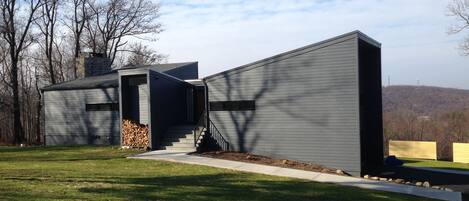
[0,146,435,201]
[403,157,469,172]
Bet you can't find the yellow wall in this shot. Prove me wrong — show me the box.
[389,140,437,160]
[453,143,469,163]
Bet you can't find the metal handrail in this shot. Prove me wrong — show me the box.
[192,109,230,151]
[208,119,230,151]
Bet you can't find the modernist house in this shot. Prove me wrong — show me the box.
[42,31,383,176]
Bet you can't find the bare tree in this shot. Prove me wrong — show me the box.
[448,0,469,55]
[124,42,166,66]
[85,0,162,65]
[0,0,43,144]
[0,39,12,142]
[0,0,166,145]
[33,58,42,143]
[37,0,59,84]
[64,0,90,78]
[443,110,468,142]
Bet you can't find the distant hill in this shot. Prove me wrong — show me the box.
[382,85,469,115]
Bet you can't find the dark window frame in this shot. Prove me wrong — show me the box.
[86,103,119,111]
[128,76,147,86]
[210,100,255,111]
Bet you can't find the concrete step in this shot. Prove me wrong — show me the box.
[170,142,195,148]
[164,133,194,139]
[165,130,193,134]
[161,140,194,146]
[167,126,195,131]
[165,131,194,135]
[160,124,201,153]
[171,124,196,128]
[194,132,207,147]
[161,146,196,152]
[161,138,194,144]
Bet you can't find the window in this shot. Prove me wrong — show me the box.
[210,100,255,111]
[86,103,119,111]
[128,76,147,86]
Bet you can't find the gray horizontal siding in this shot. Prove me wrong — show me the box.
[44,88,120,146]
[206,37,361,175]
[139,84,149,124]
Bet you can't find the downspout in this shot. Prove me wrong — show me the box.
[203,79,210,131]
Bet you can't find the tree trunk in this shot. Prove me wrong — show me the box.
[11,60,23,144]
[48,50,56,84]
[35,95,42,144]
[74,39,80,78]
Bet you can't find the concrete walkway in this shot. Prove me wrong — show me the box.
[129,150,462,201]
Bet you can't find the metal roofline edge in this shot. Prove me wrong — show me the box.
[41,85,118,92]
[203,30,379,82]
[356,31,381,48]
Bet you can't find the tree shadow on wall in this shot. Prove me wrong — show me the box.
[212,55,357,153]
[54,88,118,145]
[98,87,119,145]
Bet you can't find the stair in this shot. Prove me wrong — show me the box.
[159,125,197,152]
[195,128,207,147]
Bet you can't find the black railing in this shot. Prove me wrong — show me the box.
[193,110,207,145]
[208,119,230,151]
[192,109,230,151]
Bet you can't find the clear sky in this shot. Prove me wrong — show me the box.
[151,0,469,89]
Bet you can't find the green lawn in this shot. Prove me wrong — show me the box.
[0,146,434,201]
[403,158,469,172]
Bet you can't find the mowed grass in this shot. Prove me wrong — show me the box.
[403,157,469,172]
[0,146,434,201]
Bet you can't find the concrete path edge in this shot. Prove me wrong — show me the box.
[129,151,462,201]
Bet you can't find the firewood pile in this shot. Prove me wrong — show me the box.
[121,119,149,149]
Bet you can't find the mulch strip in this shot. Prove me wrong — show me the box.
[193,151,345,176]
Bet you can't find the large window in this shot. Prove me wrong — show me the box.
[210,100,255,111]
[86,103,119,111]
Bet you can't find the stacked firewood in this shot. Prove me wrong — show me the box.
[121,119,149,149]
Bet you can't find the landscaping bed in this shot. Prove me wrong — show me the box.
[195,152,464,193]
[194,151,343,176]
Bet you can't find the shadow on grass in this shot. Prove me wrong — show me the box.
[0,146,431,201]
[0,146,72,152]
[402,158,469,172]
[0,146,137,162]
[75,173,422,201]
[401,159,420,164]
[0,173,420,201]
[1,173,423,201]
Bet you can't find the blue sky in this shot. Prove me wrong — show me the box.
[151,0,469,89]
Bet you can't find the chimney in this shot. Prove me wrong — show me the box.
[76,52,112,78]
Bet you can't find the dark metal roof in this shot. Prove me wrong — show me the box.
[204,30,380,81]
[41,62,197,91]
[41,71,119,91]
[121,62,197,72]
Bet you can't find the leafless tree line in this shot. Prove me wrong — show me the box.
[448,0,469,55]
[384,108,469,160]
[0,0,165,145]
